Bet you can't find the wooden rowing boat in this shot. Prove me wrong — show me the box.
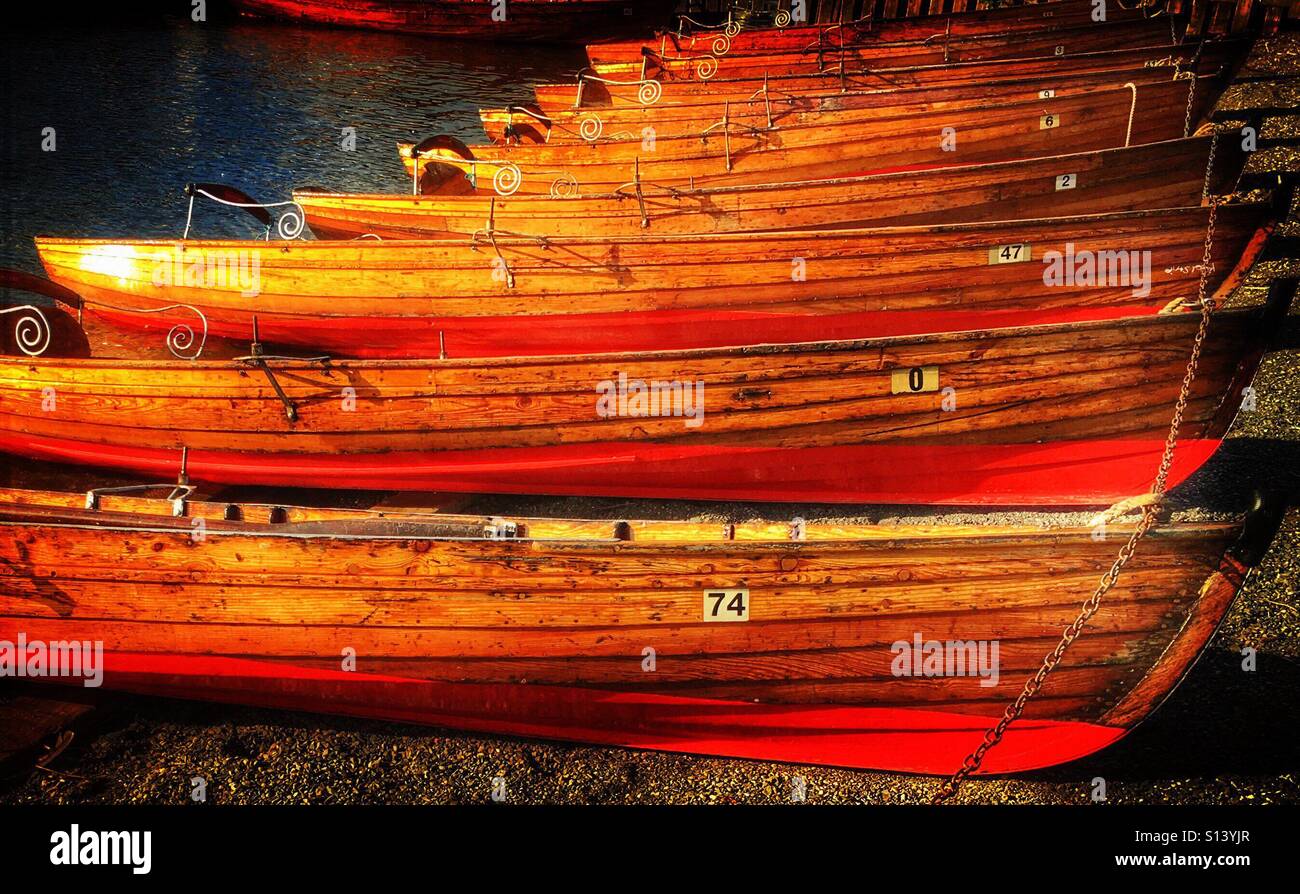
[406,75,1217,194]
[228,0,676,41]
[34,200,1274,356]
[586,0,1158,64]
[0,280,1289,505]
[588,19,1174,82]
[483,60,1233,145]
[302,138,1248,240]
[535,41,1243,112]
[0,487,1283,772]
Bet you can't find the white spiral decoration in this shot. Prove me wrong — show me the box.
[2,305,52,357]
[725,20,741,37]
[549,173,579,197]
[579,115,604,142]
[637,79,663,106]
[774,10,792,27]
[493,163,523,196]
[167,324,204,361]
[711,34,731,56]
[276,203,306,240]
[695,56,718,81]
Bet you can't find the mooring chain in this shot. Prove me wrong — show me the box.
[932,186,1224,804]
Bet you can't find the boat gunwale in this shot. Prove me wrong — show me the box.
[34,199,1257,252]
[0,493,1246,547]
[542,38,1251,92]
[305,135,1223,205]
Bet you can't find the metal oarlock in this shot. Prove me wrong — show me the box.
[234,316,331,424]
[183,183,304,240]
[84,447,195,517]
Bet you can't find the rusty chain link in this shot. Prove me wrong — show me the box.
[931,158,1224,804]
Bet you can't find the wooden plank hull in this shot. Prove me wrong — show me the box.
[303,138,1243,240]
[229,0,675,41]
[585,0,1154,64]
[535,42,1241,112]
[35,203,1272,357]
[0,296,1279,504]
[483,62,1232,144]
[589,20,1174,81]
[408,78,1217,194]
[0,489,1279,772]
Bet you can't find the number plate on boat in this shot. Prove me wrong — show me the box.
[1055,173,1077,190]
[1040,114,1060,130]
[989,243,1031,264]
[1039,89,1056,98]
[891,365,940,395]
[703,589,750,622]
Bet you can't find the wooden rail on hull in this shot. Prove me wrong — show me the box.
[484,59,1234,144]
[533,41,1243,112]
[303,138,1245,240]
[0,487,1284,772]
[591,19,1178,83]
[585,0,1159,64]
[0,280,1290,505]
[408,76,1219,195]
[34,202,1274,357]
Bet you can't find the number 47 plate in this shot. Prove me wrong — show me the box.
[703,589,750,622]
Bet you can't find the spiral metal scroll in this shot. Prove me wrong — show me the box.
[578,115,604,142]
[774,10,792,27]
[91,302,210,360]
[493,163,523,196]
[711,34,731,56]
[0,305,53,357]
[725,20,741,37]
[695,56,719,81]
[276,203,306,240]
[549,173,579,197]
[638,79,663,106]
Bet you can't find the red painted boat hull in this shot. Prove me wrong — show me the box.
[87,302,1162,360]
[66,651,1127,774]
[0,433,1219,505]
[230,0,674,41]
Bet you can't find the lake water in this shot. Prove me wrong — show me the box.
[0,14,583,269]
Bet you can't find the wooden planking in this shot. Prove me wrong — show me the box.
[536,41,1240,111]
[0,305,1262,461]
[0,336,1251,452]
[38,202,1264,320]
[483,61,1233,144]
[590,19,1172,79]
[416,79,1215,194]
[0,488,1256,724]
[584,1,1157,65]
[302,138,1243,240]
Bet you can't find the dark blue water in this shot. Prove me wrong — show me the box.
[1,16,582,268]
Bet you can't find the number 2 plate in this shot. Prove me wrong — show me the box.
[703,589,750,622]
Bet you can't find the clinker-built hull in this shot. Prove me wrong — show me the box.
[0,488,1281,773]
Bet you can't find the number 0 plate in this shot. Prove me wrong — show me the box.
[703,589,750,622]
[891,365,940,395]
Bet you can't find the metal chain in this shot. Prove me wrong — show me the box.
[931,190,1223,804]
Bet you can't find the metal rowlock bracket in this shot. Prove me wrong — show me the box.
[84,447,195,518]
[234,316,331,424]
